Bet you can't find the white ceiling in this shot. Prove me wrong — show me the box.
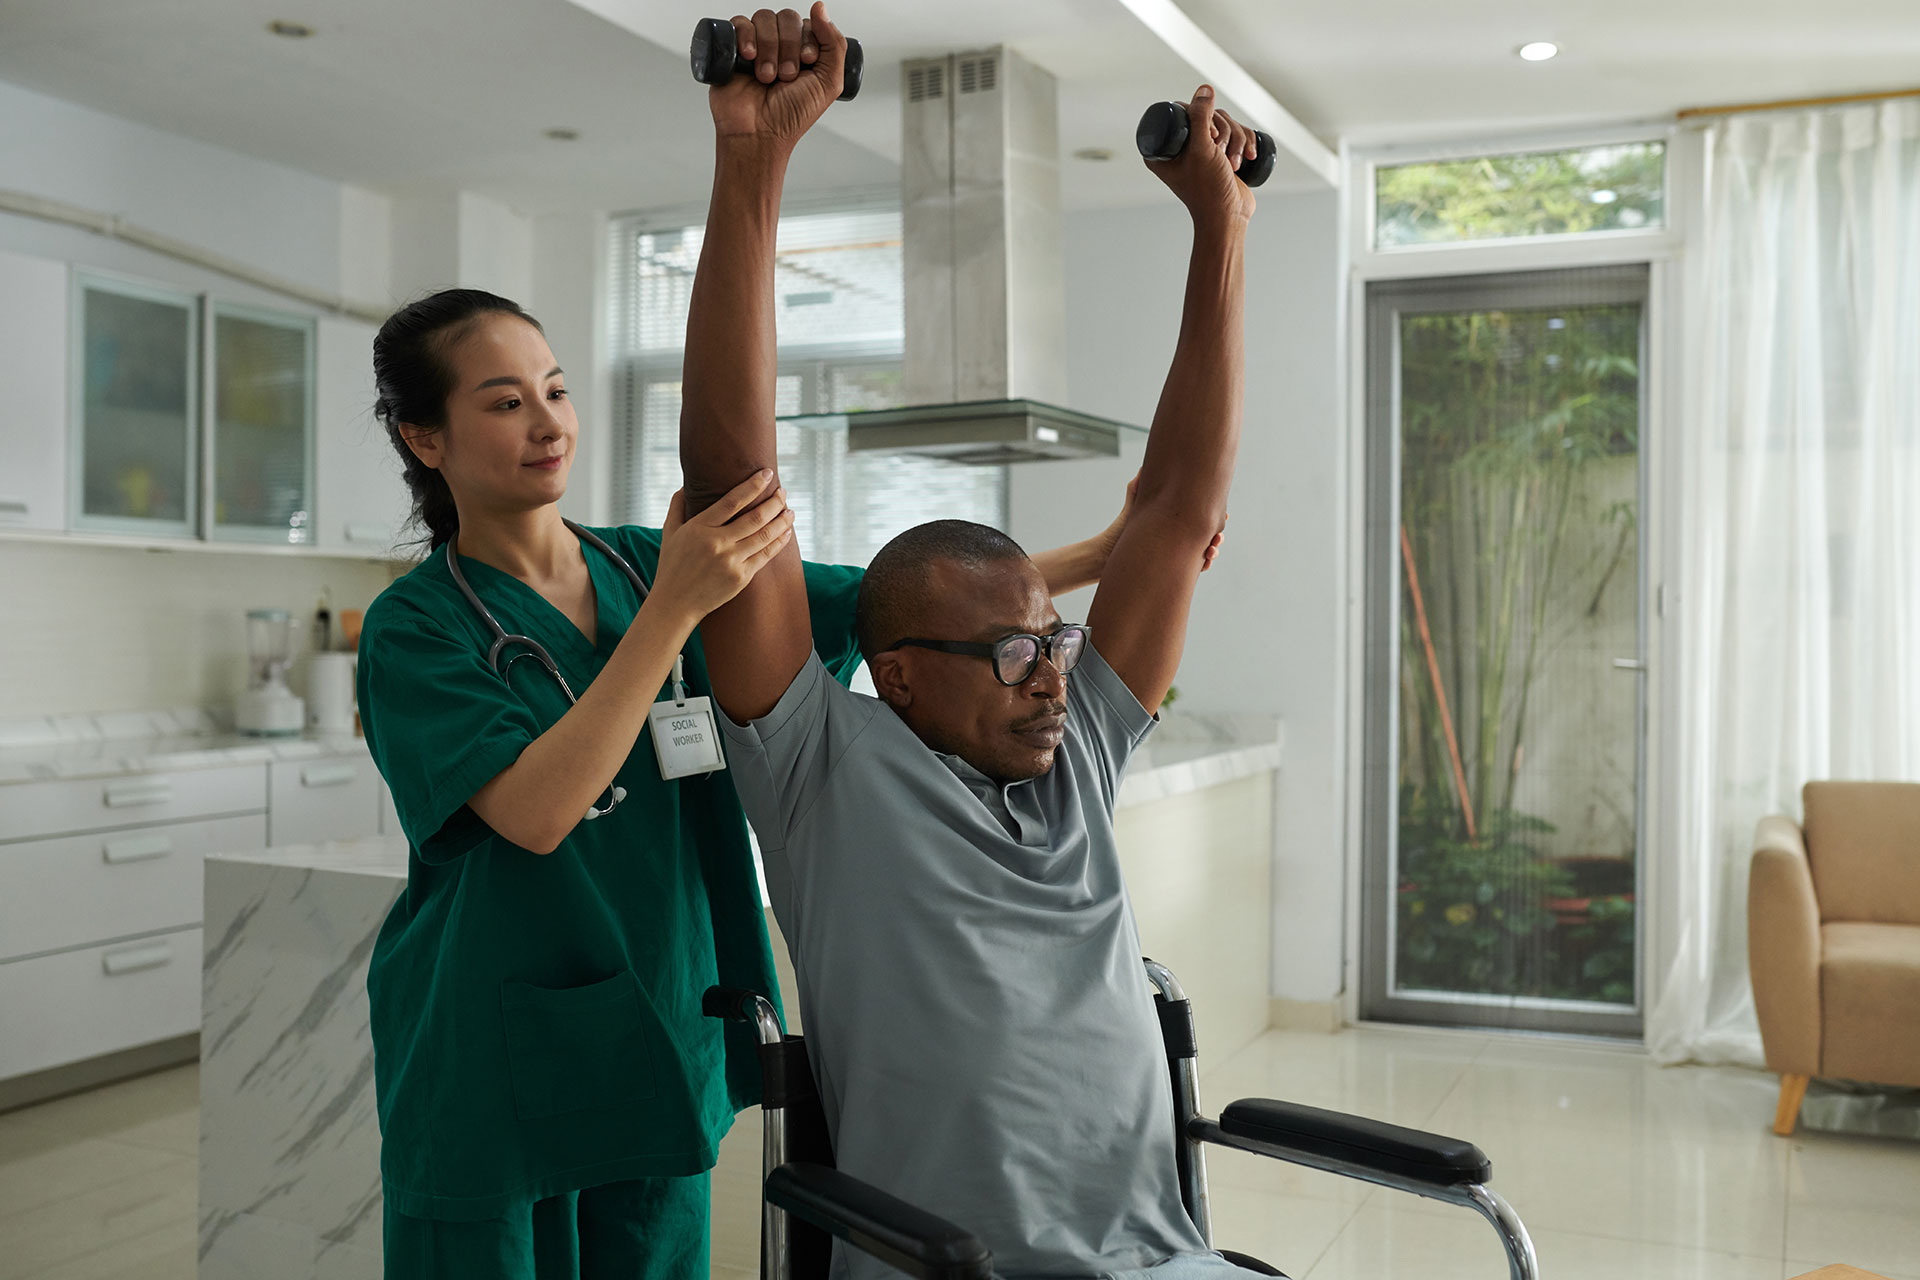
[1,0,1915,218]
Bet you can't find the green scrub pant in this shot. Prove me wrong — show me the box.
[383,1172,710,1280]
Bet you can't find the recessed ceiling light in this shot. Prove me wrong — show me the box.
[267,20,313,38]
[1072,147,1114,162]
[544,128,580,141]
[1518,41,1559,62]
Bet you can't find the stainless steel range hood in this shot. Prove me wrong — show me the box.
[781,46,1141,463]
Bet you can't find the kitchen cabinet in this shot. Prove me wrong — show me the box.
[70,272,200,537]
[268,751,383,846]
[0,743,389,1087]
[0,249,70,532]
[313,316,410,555]
[209,302,315,544]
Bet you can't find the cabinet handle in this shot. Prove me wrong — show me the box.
[0,497,28,519]
[301,762,358,788]
[103,941,173,976]
[104,780,173,808]
[103,833,174,864]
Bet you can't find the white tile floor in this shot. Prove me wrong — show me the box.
[3,1026,1917,1280]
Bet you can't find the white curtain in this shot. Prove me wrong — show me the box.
[1648,100,1920,1066]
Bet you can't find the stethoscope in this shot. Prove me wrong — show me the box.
[444,519,651,820]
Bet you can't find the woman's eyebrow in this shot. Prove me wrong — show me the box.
[473,366,564,391]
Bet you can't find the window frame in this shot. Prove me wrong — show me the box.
[1349,123,1682,280]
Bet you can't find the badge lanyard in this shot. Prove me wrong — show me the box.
[647,654,727,780]
[446,524,726,808]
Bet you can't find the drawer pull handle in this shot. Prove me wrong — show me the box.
[103,834,174,864]
[104,780,173,808]
[0,497,28,518]
[301,762,358,788]
[103,941,173,976]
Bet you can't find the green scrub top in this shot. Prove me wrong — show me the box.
[356,523,863,1221]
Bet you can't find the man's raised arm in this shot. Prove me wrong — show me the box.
[1085,86,1257,715]
[681,5,848,721]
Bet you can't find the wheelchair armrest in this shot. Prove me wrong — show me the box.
[1217,1098,1492,1189]
[765,1163,994,1280]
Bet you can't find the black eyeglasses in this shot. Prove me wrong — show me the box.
[883,624,1090,687]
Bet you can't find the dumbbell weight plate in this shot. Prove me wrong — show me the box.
[1135,100,1276,188]
[690,18,863,101]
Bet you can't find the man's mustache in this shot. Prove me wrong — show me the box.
[1011,703,1068,730]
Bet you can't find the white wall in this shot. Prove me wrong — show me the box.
[0,75,623,719]
[0,76,402,719]
[1008,191,1348,1007]
[0,78,385,307]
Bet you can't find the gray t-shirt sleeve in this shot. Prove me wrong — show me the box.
[1065,640,1158,805]
[718,651,877,851]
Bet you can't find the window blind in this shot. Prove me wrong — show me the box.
[608,195,1006,567]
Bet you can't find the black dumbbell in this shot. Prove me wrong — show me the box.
[1136,101,1275,187]
[691,17,864,101]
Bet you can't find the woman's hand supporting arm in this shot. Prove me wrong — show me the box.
[466,475,792,854]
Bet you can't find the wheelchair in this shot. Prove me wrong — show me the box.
[705,959,1540,1280]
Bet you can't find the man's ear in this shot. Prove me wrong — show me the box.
[398,423,443,470]
[868,652,912,709]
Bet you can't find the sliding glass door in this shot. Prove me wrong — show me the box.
[1360,265,1648,1036]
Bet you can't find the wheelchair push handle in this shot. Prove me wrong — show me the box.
[1135,100,1276,187]
[702,985,785,1046]
[690,17,865,101]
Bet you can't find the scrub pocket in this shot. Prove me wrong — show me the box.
[500,970,660,1120]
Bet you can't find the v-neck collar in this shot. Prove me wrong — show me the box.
[449,532,618,661]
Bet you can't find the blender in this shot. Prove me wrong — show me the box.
[236,609,305,736]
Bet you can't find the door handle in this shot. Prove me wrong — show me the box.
[1612,658,1646,672]
[102,940,174,976]
[104,779,173,808]
[301,762,359,788]
[103,833,174,864]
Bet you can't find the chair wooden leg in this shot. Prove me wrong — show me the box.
[1773,1073,1810,1136]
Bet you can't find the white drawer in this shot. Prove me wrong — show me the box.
[0,927,202,1080]
[268,753,381,847]
[0,763,267,845]
[0,813,264,963]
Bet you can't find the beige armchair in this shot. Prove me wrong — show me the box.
[1749,781,1920,1135]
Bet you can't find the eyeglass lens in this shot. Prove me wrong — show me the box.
[993,628,1088,684]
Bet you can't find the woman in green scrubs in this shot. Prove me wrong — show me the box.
[355,288,1140,1278]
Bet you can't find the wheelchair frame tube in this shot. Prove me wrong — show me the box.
[1142,960,1213,1246]
[1186,1116,1540,1280]
[743,996,791,1280]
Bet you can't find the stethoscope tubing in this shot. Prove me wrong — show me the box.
[442,520,655,820]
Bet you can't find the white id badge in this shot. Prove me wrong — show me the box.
[647,658,727,780]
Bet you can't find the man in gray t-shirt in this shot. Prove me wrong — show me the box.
[721,641,1205,1277]
[678,13,1259,1276]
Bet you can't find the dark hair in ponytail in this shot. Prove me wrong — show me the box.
[372,288,545,552]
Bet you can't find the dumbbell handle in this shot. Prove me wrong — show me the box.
[1136,101,1276,188]
[690,17,863,102]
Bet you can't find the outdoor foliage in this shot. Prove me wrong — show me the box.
[1393,288,1642,1006]
[1377,143,1665,247]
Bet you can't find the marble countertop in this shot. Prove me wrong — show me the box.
[205,710,1281,881]
[5,704,1277,797]
[0,712,370,785]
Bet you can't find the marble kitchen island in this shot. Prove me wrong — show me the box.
[197,713,1281,1278]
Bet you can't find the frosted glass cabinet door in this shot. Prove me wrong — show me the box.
[72,275,198,535]
[211,304,314,543]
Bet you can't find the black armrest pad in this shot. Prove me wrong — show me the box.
[765,1163,993,1280]
[1219,1098,1492,1188]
